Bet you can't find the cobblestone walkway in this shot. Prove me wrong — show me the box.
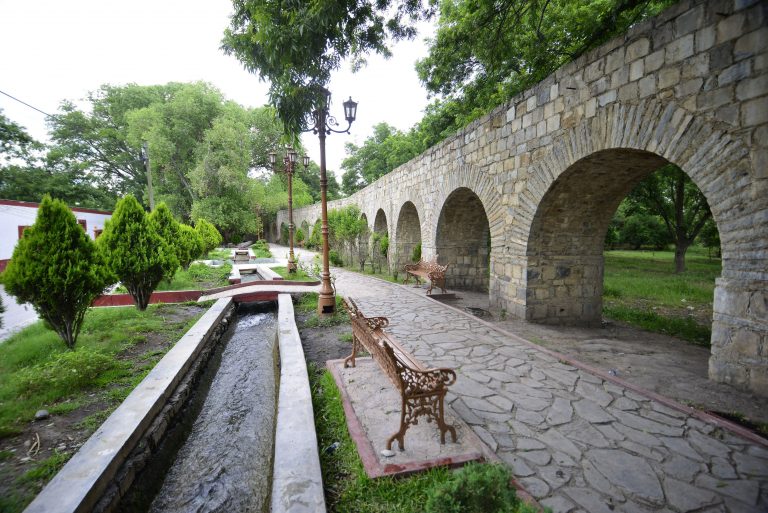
[326,265,768,513]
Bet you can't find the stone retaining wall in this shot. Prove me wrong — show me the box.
[280,0,767,396]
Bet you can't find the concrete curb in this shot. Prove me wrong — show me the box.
[271,294,326,513]
[23,298,234,513]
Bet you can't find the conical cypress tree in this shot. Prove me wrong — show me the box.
[1,195,111,348]
[98,195,177,310]
[148,202,181,279]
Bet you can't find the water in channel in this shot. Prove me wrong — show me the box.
[148,303,278,513]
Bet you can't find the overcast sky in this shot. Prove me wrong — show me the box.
[0,0,433,175]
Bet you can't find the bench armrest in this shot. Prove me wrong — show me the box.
[402,367,457,395]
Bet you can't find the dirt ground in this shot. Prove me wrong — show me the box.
[0,304,208,512]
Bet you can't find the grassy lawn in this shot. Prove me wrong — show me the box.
[0,303,210,512]
[309,365,539,513]
[603,247,720,346]
[250,240,273,259]
[155,262,232,291]
[205,248,232,261]
[272,266,318,282]
[344,261,401,284]
[296,293,349,328]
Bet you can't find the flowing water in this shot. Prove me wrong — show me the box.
[129,303,278,513]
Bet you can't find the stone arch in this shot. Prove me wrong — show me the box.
[299,220,310,246]
[436,187,491,292]
[279,222,288,245]
[518,99,765,391]
[358,213,370,270]
[372,208,389,271]
[394,201,422,271]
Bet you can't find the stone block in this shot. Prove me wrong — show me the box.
[598,89,617,107]
[676,78,704,97]
[653,21,676,51]
[715,104,740,125]
[710,41,735,71]
[619,82,639,101]
[682,53,710,79]
[696,25,717,53]
[751,148,768,179]
[585,98,597,118]
[718,60,751,86]
[584,59,605,83]
[590,76,610,95]
[550,82,559,100]
[626,38,650,61]
[717,13,746,43]
[749,366,768,396]
[505,105,516,122]
[659,67,682,89]
[546,115,560,132]
[606,48,625,73]
[730,328,761,358]
[675,4,704,36]
[629,59,645,81]
[697,86,734,110]
[639,75,657,98]
[610,65,629,90]
[742,96,768,126]
[645,49,665,72]
[735,27,768,60]
[665,33,695,63]
[527,95,537,112]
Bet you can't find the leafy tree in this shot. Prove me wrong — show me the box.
[699,218,721,259]
[627,164,712,272]
[148,203,182,277]
[307,219,322,249]
[0,165,116,210]
[295,227,305,246]
[415,0,676,135]
[222,0,436,135]
[1,195,110,348]
[98,195,177,310]
[340,123,422,192]
[177,223,205,269]
[1,109,42,164]
[195,218,223,255]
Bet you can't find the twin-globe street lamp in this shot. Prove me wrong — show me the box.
[303,88,358,315]
[269,148,310,274]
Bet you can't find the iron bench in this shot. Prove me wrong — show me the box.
[403,256,448,295]
[342,297,457,451]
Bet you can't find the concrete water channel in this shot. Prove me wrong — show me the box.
[24,281,324,512]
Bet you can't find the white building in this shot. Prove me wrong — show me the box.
[0,199,112,272]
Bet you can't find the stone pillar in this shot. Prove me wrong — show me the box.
[710,277,768,397]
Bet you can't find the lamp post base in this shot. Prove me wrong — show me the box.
[317,276,336,315]
[287,260,297,273]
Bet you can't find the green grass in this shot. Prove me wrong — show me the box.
[603,247,720,346]
[272,266,317,282]
[205,248,232,260]
[309,366,538,512]
[345,262,401,284]
[0,304,205,437]
[296,294,349,328]
[155,262,232,291]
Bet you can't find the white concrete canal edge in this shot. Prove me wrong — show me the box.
[23,295,326,513]
[271,294,326,513]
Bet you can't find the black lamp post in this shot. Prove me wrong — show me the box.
[303,88,358,315]
[270,147,299,273]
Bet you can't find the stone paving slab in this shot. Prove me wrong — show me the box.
[327,358,486,478]
[324,265,768,513]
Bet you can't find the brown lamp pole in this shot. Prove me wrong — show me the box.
[303,88,358,315]
[270,148,298,273]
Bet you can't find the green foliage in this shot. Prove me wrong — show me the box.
[17,451,71,485]
[1,196,110,349]
[604,304,711,346]
[195,218,223,254]
[425,463,519,513]
[222,1,434,136]
[272,266,316,282]
[176,223,205,269]
[250,240,273,258]
[148,202,181,277]
[340,123,422,194]
[329,250,343,267]
[280,223,289,245]
[412,242,422,262]
[155,262,232,291]
[307,219,322,249]
[295,227,305,244]
[98,195,177,310]
[619,213,670,250]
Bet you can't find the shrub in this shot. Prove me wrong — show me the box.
[177,223,205,269]
[425,463,519,513]
[148,203,181,277]
[195,218,223,254]
[307,219,322,249]
[329,250,343,267]
[295,227,305,245]
[250,240,272,258]
[98,195,177,311]
[14,348,118,396]
[1,195,110,349]
[412,242,422,262]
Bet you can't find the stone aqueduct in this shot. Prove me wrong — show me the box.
[275,0,767,396]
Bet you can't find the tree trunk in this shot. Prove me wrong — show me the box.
[674,241,690,273]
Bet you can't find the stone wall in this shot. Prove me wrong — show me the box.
[280,0,767,396]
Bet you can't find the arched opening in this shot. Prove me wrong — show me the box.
[436,188,490,292]
[307,218,321,250]
[357,213,370,271]
[395,202,422,272]
[299,220,310,247]
[526,149,720,336]
[372,209,388,273]
[279,222,288,246]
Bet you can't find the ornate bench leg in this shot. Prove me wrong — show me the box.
[437,393,457,444]
[387,396,409,451]
[343,334,361,368]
